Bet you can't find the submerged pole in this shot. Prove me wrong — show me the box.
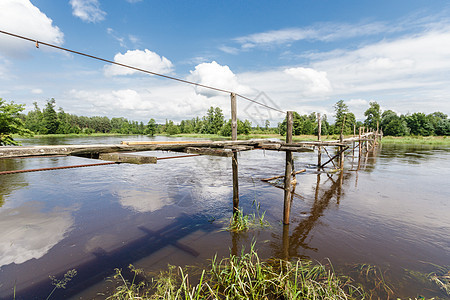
[231,93,239,214]
[317,113,322,168]
[283,111,294,225]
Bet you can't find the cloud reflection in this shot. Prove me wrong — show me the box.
[115,189,173,213]
[0,202,73,267]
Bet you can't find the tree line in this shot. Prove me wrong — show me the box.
[278,100,449,137]
[1,97,449,146]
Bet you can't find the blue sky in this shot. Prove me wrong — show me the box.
[1,0,450,125]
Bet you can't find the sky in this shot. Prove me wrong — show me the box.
[0,0,450,125]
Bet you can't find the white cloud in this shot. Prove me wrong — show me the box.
[233,21,394,49]
[126,0,143,3]
[104,49,173,76]
[187,61,253,97]
[311,27,450,95]
[70,0,106,23]
[31,88,43,94]
[284,67,332,95]
[67,84,214,122]
[0,0,64,57]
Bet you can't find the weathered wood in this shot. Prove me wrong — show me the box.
[224,145,254,151]
[231,92,239,214]
[99,152,157,164]
[320,146,349,168]
[0,140,265,159]
[122,140,212,145]
[186,147,233,157]
[231,93,237,141]
[261,169,306,182]
[232,151,239,214]
[283,111,294,225]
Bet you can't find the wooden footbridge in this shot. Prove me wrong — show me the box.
[0,104,381,225]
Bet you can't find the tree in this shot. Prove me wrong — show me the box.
[0,98,32,145]
[146,118,157,136]
[42,98,60,134]
[405,112,434,136]
[333,100,355,134]
[381,110,409,136]
[364,101,381,130]
[25,102,45,134]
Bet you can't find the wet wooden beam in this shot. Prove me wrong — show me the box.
[231,92,239,214]
[283,111,294,225]
[99,152,157,164]
[186,147,233,157]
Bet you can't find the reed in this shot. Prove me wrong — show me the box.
[106,243,364,299]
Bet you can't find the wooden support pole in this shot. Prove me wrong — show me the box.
[339,132,344,169]
[282,224,290,260]
[317,113,322,167]
[231,93,239,214]
[231,93,237,141]
[283,111,294,225]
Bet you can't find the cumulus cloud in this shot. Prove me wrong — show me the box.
[70,0,106,23]
[0,0,64,57]
[67,84,213,122]
[187,61,253,97]
[311,27,450,95]
[284,67,332,95]
[104,49,173,76]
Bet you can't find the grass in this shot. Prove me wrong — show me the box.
[106,243,365,299]
[380,135,450,145]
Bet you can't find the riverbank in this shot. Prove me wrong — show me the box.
[13,133,450,145]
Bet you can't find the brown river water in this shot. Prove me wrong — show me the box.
[0,136,449,299]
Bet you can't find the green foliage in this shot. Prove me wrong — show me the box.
[43,98,60,134]
[333,100,356,134]
[107,245,363,299]
[381,110,409,136]
[146,118,157,136]
[364,101,381,130]
[46,269,77,300]
[220,119,252,136]
[405,112,435,136]
[0,98,32,145]
[10,98,448,138]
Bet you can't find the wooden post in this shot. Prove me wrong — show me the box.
[365,127,369,152]
[283,111,294,225]
[231,93,237,141]
[282,224,290,260]
[231,93,239,214]
[339,134,344,169]
[357,127,362,170]
[317,113,321,167]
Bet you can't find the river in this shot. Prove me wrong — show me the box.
[0,136,449,299]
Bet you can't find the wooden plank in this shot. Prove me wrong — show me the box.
[99,152,157,164]
[224,145,254,151]
[186,147,233,157]
[122,140,212,145]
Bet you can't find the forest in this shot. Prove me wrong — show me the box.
[1,97,449,145]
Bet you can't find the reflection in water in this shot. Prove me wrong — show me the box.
[274,170,352,259]
[0,158,29,207]
[0,202,74,267]
[115,189,173,213]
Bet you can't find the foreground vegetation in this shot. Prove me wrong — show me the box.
[106,244,364,299]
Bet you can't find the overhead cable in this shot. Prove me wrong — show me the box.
[0,30,286,114]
